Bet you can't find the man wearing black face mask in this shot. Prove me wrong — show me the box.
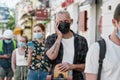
[58,21,70,34]
[0,30,17,80]
[45,10,88,80]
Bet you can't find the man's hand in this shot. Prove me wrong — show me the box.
[3,54,10,59]
[55,23,62,39]
[58,63,74,72]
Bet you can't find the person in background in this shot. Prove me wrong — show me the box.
[0,30,17,80]
[85,3,120,80]
[45,10,88,80]
[11,36,28,80]
[26,23,50,80]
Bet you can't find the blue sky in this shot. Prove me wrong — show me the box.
[0,0,20,8]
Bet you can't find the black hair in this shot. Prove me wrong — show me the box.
[113,3,120,22]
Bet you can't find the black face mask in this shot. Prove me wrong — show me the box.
[58,22,70,34]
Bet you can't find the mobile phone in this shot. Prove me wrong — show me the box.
[27,41,34,49]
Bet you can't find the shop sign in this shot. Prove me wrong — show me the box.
[61,0,74,8]
[36,9,49,20]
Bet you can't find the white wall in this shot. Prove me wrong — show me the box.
[78,0,120,46]
[102,0,120,38]
[67,3,79,33]
[80,4,96,46]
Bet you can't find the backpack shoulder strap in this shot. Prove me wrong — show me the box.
[0,40,3,52]
[97,39,106,80]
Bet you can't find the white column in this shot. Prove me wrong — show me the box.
[80,4,96,46]
[67,3,79,33]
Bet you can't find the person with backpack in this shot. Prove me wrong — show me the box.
[0,29,17,80]
[84,3,120,80]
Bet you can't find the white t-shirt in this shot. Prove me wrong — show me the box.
[84,36,120,80]
[62,36,74,76]
[16,48,28,66]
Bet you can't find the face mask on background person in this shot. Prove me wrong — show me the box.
[116,27,120,39]
[18,42,26,47]
[33,32,43,39]
[4,40,12,44]
[58,22,70,34]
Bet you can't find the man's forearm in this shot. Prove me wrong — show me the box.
[46,37,61,60]
[85,73,97,80]
[72,64,85,72]
[0,55,5,58]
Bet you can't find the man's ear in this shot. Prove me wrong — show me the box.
[55,19,59,25]
[70,19,73,25]
[112,19,117,27]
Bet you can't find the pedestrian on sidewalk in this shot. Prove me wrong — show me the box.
[45,10,88,80]
[11,36,28,80]
[85,3,120,80]
[25,23,50,80]
[0,30,17,80]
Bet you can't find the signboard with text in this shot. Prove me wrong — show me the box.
[36,9,49,20]
[61,0,74,8]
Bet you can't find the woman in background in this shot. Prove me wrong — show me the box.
[26,23,50,80]
[11,36,28,80]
